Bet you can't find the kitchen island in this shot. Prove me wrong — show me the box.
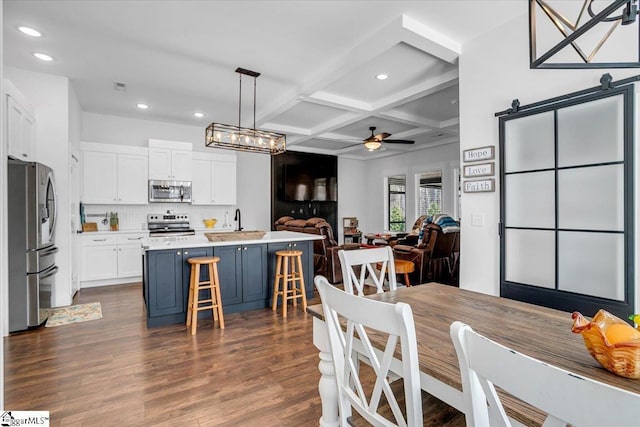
[142,231,323,327]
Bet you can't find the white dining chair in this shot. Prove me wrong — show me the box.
[450,321,640,427]
[339,246,397,296]
[315,275,422,426]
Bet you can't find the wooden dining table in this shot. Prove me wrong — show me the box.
[307,283,640,427]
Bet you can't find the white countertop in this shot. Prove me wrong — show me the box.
[142,230,323,250]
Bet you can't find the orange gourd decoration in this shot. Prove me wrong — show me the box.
[572,309,640,379]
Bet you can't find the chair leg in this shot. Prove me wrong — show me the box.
[404,273,411,288]
[208,263,217,323]
[272,255,282,311]
[186,264,196,327]
[212,262,224,329]
[297,254,307,311]
[291,256,297,308]
[282,256,288,318]
[190,266,199,335]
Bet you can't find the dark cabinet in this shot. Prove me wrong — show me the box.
[144,241,309,326]
[146,249,183,317]
[213,245,243,306]
[181,246,213,313]
[213,244,268,306]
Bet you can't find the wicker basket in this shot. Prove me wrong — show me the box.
[572,310,640,379]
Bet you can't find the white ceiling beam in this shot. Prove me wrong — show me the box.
[305,91,372,112]
[400,14,461,64]
[439,117,460,130]
[260,123,311,136]
[376,109,440,129]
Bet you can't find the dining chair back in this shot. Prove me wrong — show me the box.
[339,246,397,296]
[315,275,422,426]
[450,321,640,427]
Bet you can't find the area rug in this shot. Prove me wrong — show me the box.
[45,302,102,327]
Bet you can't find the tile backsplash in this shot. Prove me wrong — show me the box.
[84,203,237,231]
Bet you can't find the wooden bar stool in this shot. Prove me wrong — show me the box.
[376,259,415,288]
[271,250,307,318]
[186,256,224,335]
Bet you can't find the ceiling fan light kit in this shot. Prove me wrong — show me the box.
[205,67,286,155]
[358,126,414,151]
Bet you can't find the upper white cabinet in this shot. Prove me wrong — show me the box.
[4,79,36,161]
[148,139,193,181]
[81,143,148,204]
[191,152,237,205]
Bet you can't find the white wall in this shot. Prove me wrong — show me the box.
[82,112,272,230]
[358,143,460,234]
[337,157,367,240]
[4,67,74,308]
[1,0,6,406]
[458,12,639,297]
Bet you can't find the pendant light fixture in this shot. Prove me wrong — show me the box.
[205,67,286,155]
[529,0,640,68]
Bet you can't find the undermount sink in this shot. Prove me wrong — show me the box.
[204,230,266,242]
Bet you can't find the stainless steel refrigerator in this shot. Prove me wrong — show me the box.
[8,159,58,332]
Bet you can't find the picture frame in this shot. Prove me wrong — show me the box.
[463,178,495,193]
[463,162,494,178]
[342,217,358,228]
[463,146,495,163]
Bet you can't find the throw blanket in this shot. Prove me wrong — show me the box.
[426,214,460,234]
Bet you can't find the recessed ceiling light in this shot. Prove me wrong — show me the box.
[19,26,41,37]
[33,53,53,62]
[375,73,389,80]
[194,112,204,118]
[136,103,149,110]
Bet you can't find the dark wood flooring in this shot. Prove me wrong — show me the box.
[4,283,464,426]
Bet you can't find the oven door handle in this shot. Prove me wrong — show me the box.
[40,265,59,279]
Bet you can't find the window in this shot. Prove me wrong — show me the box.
[417,170,442,216]
[387,175,406,231]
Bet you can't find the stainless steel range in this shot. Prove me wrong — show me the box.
[147,213,195,236]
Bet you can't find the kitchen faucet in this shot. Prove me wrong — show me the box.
[234,208,243,231]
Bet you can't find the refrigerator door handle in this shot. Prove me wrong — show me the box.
[38,246,59,257]
[39,265,58,279]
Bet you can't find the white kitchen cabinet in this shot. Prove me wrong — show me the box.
[117,234,145,277]
[80,232,146,286]
[117,153,148,203]
[191,154,237,205]
[81,148,148,205]
[148,147,193,181]
[6,92,36,161]
[80,235,118,281]
[82,151,118,203]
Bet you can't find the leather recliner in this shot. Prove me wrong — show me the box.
[274,216,348,284]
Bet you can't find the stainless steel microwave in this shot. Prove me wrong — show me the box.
[148,180,192,203]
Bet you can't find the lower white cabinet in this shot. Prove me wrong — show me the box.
[81,233,146,285]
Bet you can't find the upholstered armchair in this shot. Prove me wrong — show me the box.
[393,215,460,285]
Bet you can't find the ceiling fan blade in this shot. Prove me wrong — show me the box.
[374,132,391,140]
[383,139,414,144]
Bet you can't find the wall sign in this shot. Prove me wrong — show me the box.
[464,178,495,193]
[463,146,495,163]
[464,162,494,178]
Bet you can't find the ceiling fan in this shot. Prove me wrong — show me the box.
[361,126,414,151]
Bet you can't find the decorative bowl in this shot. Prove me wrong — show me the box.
[203,219,217,228]
[571,309,640,378]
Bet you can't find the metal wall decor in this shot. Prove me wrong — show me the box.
[206,67,286,155]
[530,0,640,68]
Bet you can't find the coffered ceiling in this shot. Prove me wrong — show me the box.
[3,1,525,159]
